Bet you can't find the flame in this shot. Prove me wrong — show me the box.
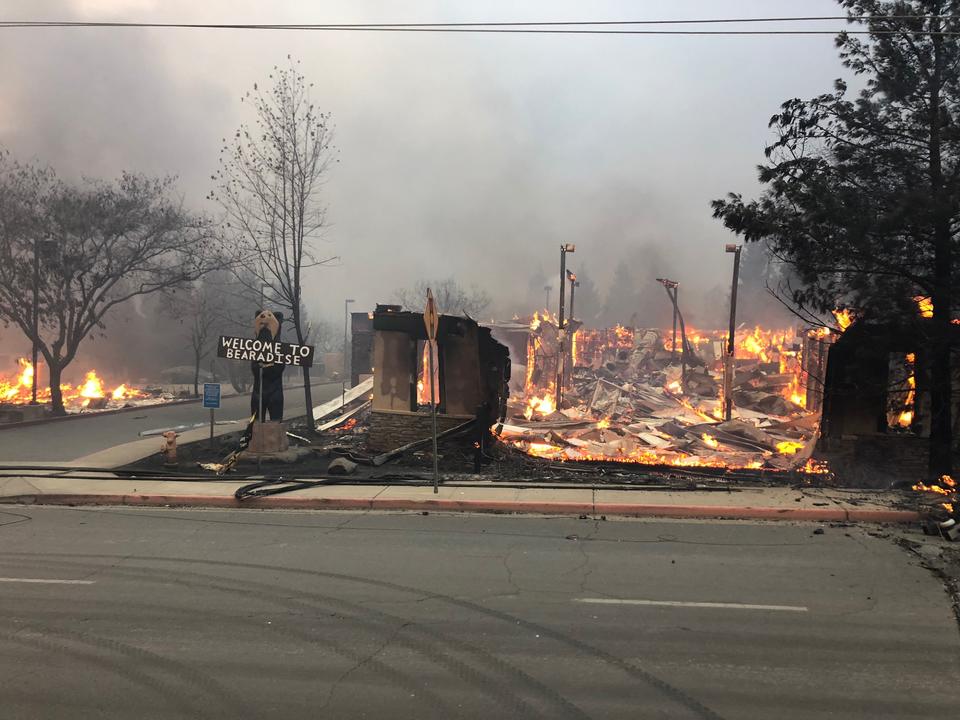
[702,433,719,449]
[78,370,104,400]
[1,358,34,402]
[775,440,805,455]
[893,353,916,428]
[915,296,934,318]
[801,458,830,475]
[416,341,439,406]
[912,481,952,496]
[944,503,955,514]
[0,359,144,410]
[597,418,611,430]
[334,417,358,433]
[832,309,854,331]
[524,384,557,420]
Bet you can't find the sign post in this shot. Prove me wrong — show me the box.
[202,383,222,448]
[424,289,440,494]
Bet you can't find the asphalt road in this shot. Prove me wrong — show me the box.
[0,382,341,462]
[0,507,956,719]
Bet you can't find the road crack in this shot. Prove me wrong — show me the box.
[318,621,412,712]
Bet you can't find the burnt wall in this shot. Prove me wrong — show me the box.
[367,410,470,452]
[373,331,415,412]
[442,324,482,416]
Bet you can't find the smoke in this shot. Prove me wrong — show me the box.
[0,0,846,378]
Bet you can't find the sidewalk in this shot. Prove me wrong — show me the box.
[0,474,920,523]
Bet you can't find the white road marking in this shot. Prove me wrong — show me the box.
[574,598,808,612]
[0,577,95,585]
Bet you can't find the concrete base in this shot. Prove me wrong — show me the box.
[246,421,289,455]
[0,404,47,425]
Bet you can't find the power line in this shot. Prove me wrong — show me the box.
[1,17,960,36]
[4,15,960,27]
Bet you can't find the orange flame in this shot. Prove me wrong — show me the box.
[832,309,854,331]
[776,440,805,455]
[0,359,143,409]
[915,296,934,318]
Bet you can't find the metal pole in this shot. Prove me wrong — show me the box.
[724,246,742,422]
[209,408,215,448]
[544,285,551,311]
[31,238,39,404]
[671,297,678,362]
[557,247,567,406]
[342,300,348,410]
[257,365,264,473]
[569,277,577,322]
[428,338,439,494]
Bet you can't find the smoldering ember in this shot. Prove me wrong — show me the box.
[2,4,960,718]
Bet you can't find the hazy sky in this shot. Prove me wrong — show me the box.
[0,0,851,328]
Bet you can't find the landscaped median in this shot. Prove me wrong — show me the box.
[0,476,921,523]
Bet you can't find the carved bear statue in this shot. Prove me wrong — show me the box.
[251,309,285,422]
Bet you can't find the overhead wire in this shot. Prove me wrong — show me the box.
[0,16,959,36]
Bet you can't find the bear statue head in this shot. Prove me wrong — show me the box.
[253,309,284,341]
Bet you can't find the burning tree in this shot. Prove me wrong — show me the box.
[211,58,338,428]
[0,150,220,415]
[712,1,960,476]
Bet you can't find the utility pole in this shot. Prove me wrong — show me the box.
[724,244,742,422]
[556,244,575,406]
[656,277,687,388]
[342,298,355,409]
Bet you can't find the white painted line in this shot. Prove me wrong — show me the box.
[574,598,808,613]
[0,577,96,585]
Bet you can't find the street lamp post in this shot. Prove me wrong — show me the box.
[342,298,355,410]
[724,244,742,422]
[566,270,578,322]
[556,244,575,406]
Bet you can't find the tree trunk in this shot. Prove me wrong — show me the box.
[193,350,201,398]
[927,21,953,478]
[48,362,65,416]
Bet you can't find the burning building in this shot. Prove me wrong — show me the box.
[500,314,829,473]
[818,317,960,479]
[366,305,510,452]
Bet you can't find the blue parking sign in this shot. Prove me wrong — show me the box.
[202,383,221,409]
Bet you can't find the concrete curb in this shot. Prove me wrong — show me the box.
[0,493,922,523]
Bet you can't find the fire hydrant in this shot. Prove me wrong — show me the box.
[160,431,178,467]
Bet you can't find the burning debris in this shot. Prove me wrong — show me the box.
[502,315,832,473]
[913,476,960,541]
[0,357,163,417]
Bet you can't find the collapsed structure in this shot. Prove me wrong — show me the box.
[496,312,832,473]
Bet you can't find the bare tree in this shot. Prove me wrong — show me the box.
[182,286,217,398]
[211,58,338,429]
[395,278,492,318]
[0,150,221,414]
